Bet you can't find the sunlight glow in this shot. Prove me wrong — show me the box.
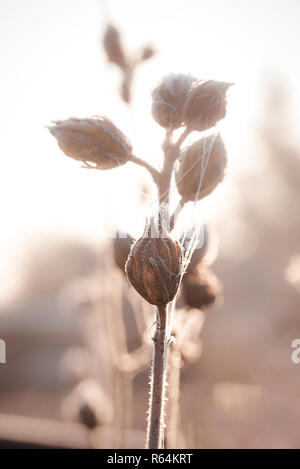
[1,0,300,302]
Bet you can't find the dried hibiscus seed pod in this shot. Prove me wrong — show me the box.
[103,24,127,69]
[48,116,133,170]
[183,80,232,131]
[140,45,156,61]
[152,74,195,129]
[176,134,227,203]
[113,232,135,273]
[183,266,221,310]
[125,232,183,306]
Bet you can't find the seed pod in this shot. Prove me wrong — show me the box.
[113,232,135,273]
[103,24,127,69]
[183,266,221,310]
[140,45,156,61]
[48,116,132,170]
[152,74,196,129]
[183,80,232,131]
[125,232,183,306]
[176,134,227,203]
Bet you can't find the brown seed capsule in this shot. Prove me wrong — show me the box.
[140,45,156,61]
[125,232,183,306]
[183,266,221,310]
[113,232,135,273]
[152,74,196,129]
[176,134,227,203]
[183,80,232,131]
[48,116,132,170]
[103,24,127,69]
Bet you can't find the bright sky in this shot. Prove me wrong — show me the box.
[1,0,300,303]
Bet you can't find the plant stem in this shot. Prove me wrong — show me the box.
[170,198,184,231]
[146,127,189,448]
[166,344,182,448]
[131,154,160,182]
[157,130,177,230]
[176,126,192,147]
[147,304,169,449]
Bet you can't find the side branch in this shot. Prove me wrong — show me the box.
[131,154,160,182]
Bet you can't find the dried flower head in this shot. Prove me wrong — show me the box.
[176,134,227,203]
[48,117,132,170]
[183,80,232,131]
[183,266,221,310]
[152,74,195,129]
[125,230,183,306]
[113,232,135,273]
[103,24,127,69]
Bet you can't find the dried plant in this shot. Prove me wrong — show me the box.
[103,23,155,104]
[60,267,151,448]
[48,73,231,448]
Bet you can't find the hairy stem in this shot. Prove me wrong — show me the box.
[146,127,189,448]
[147,304,169,449]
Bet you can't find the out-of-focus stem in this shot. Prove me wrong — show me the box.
[147,304,169,449]
[122,372,133,435]
[166,344,182,448]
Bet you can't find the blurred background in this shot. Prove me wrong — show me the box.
[0,0,300,449]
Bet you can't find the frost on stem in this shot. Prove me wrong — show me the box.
[125,227,183,306]
[176,134,227,203]
[147,304,168,449]
[48,116,133,170]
